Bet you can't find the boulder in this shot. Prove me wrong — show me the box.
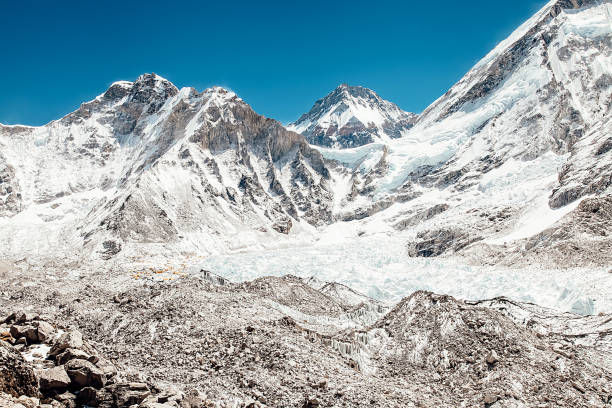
[95,356,118,378]
[64,359,106,389]
[49,330,83,356]
[0,340,39,397]
[484,393,498,404]
[35,321,55,343]
[75,387,98,407]
[106,383,150,407]
[9,325,39,343]
[15,312,38,324]
[55,391,76,408]
[56,348,91,365]
[2,313,17,324]
[38,366,71,392]
[303,396,320,408]
[0,392,40,408]
[486,350,499,364]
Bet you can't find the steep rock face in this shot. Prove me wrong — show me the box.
[465,195,612,268]
[81,84,333,250]
[288,84,418,148]
[0,74,333,260]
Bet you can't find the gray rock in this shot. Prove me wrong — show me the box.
[35,321,55,343]
[55,391,76,408]
[56,348,91,366]
[106,382,150,407]
[484,393,498,404]
[38,366,71,392]
[0,340,39,397]
[486,350,499,364]
[64,358,106,389]
[49,330,83,357]
[75,386,98,407]
[15,312,38,324]
[303,396,320,407]
[9,325,38,343]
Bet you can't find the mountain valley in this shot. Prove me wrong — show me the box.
[1,0,612,406]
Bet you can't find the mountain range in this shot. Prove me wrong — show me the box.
[1,0,612,406]
[2,0,610,271]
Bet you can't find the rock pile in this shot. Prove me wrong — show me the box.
[0,312,191,408]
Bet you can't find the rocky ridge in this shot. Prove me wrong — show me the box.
[316,0,612,264]
[0,74,333,262]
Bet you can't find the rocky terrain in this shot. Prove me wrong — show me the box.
[1,269,611,407]
[0,311,194,408]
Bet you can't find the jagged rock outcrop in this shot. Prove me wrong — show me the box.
[407,227,483,257]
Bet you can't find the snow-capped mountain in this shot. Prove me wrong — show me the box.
[287,84,418,148]
[2,3,612,407]
[0,74,333,260]
[0,0,610,275]
[316,0,612,267]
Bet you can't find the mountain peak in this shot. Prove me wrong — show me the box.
[288,85,418,148]
[101,73,178,107]
[332,83,377,99]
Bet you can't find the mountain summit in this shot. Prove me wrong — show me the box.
[288,84,418,148]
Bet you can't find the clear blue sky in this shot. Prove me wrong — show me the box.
[0,0,548,126]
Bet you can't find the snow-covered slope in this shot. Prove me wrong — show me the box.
[316,0,612,266]
[0,74,333,261]
[288,84,418,148]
